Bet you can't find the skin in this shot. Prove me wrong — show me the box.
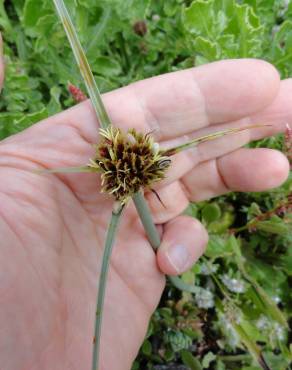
[0,35,290,370]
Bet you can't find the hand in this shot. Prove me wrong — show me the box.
[0,43,290,370]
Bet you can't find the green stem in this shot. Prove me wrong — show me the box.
[219,354,251,362]
[92,203,124,370]
[132,191,199,294]
[132,191,160,249]
[52,0,112,129]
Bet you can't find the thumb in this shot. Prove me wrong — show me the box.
[157,216,208,276]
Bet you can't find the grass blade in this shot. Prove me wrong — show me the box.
[92,203,124,370]
[163,124,270,156]
[232,322,271,370]
[33,166,94,174]
[52,0,112,129]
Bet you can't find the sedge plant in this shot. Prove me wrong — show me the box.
[47,1,273,369]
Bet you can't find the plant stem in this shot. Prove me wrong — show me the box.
[92,203,124,370]
[132,191,199,294]
[52,0,112,129]
[132,191,160,249]
[219,354,251,362]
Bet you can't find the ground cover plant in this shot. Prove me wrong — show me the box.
[0,0,291,369]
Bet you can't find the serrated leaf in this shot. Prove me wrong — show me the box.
[193,36,220,60]
[184,0,216,37]
[184,0,263,61]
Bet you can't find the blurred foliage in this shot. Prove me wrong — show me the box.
[0,0,291,369]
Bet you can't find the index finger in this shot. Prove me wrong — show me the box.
[60,59,280,142]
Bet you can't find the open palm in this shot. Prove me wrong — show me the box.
[0,55,290,370]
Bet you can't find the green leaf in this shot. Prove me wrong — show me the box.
[202,203,222,224]
[202,351,217,368]
[110,0,151,20]
[181,350,203,370]
[23,0,52,30]
[92,56,122,76]
[164,330,192,353]
[229,236,288,329]
[183,0,263,61]
[23,0,44,27]
[193,36,220,60]
[208,211,235,233]
[256,217,291,235]
[205,235,233,259]
[9,108,48,134]
[184,0,217,37]
[184,202,199,218]
[47,86,62,115]
[141,339,152,356]
[232,322,270,370]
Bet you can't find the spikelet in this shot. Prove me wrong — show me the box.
[88,126,171,203]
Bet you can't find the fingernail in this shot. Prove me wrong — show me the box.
[165,244,190,273]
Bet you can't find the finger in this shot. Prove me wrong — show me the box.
[154,125,253,190]
[0,60,280,168]
[145,181,189,224]
[50,59,279,143]
[190,78,292,144]
[181,148,289,202]
[0,60,281,206]
[155,79,292,189]
[250,78,292,138]
[157,216,208,276]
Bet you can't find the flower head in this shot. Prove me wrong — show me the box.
[221,274,247,293]
[88,126,171,203]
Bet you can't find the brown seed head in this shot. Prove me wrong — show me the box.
[88,126,171,203]
[133,20,147,37]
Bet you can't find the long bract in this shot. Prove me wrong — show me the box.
[162,124,270,156]
[52,0,111,129]
[93,204,124,370]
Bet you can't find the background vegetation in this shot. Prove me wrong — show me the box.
[0,0,291,369]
